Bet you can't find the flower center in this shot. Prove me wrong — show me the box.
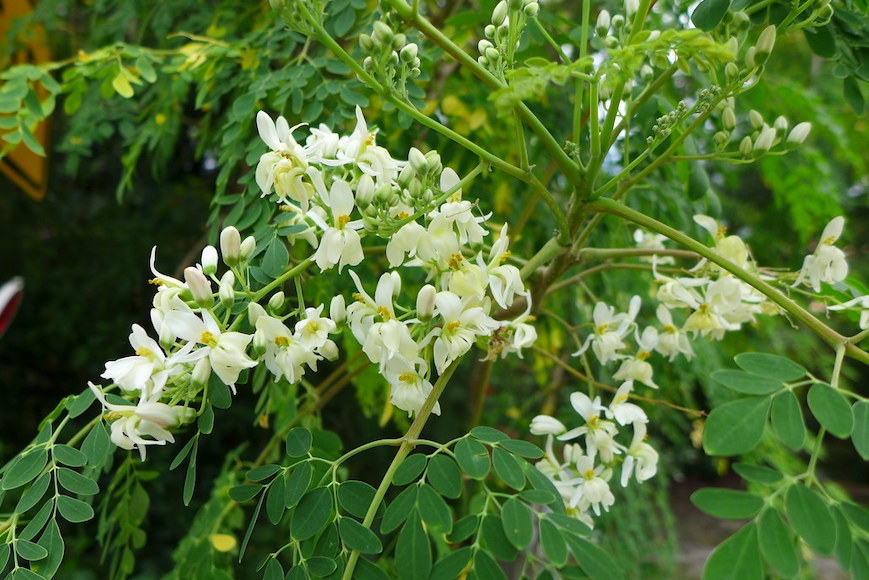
[398,373,414,383]
[449,253,464,270]
[200,331,218,348]
[337,215,351,230]
[274,335,290,347]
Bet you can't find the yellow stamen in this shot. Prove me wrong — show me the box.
[274,336,290,347]
[596,323,609,334]
[638,351,651,360]
[584,470,596,480]
[662,324,676,333]
[376,306,392,319]
[449,253,464,270]
[499,250,511,263]
[337,215,351,229]
[398,373,414,383]
[447,321,461,331]
[200,331,218,348]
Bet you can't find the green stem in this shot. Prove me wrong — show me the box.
[520,237,569,280]
[251,257,314,303]
[588,197,869,366]
[342,360,460,580]
[573,0,592,147]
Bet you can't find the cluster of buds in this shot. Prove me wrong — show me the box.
[478,0,539,72]
[360,20,420,95]
[735,109,812,157]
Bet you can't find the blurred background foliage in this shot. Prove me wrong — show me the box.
[0,0,866,577]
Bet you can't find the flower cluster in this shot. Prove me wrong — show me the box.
[89,107,537,458]
[531,382,658,528]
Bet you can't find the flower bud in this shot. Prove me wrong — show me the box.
[485,46,500,61]
[722,108,736,131]
[268,0,285,10]
[713,131,729,148]
[596,10,611,36]
[604,35,619,49]
[268,291,285,312]
[185,267,213,307]
[239,236,256,262]
[724,62,739,81]
[755,25,776,64]
[408,147,427,174]
[787,122,811,145]
[752,126,776,153]
[248,302,267,326]
[523,2,538,17]
[425,150,442,175]
[732,11,750,30]
[400,43,418,63]
[739,135,753,157]
[219,271,235,308]
[330,295,346,325]
[252,329,269,359]
[749,109,764,129]
[611,14,625,28]
[362,56,374,71]
[372,21,393,45]
[220,226,241,266]
[356,174,375,209]
[640,64,654,82]
[492,0,509,25]
[744,46,756,69]
[191,356,212,389]
[393,34,407,50]
[530,415,567,435]
[319,339,339,361]
[201,245,218,276]
[359,34,375,52]
[626,0,639,17]
[416,284,436,321]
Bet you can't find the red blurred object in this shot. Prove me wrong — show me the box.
[0,277,24,338]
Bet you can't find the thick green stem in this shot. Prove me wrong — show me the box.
[588,197,869,366]
[341,360,459,579]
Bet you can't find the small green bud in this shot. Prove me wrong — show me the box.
[754,25,776,64]
[201,245,218,276]
[640,64,654,82]
[219,271,236,308]
[372,21,393,45]
[749,109,764,129]
[787,122,811,145]
[485,46,500,61]
[239,236,256,262]
[359,34,375,52]
[611,14,625,28]
[184,267,213,308]
[425,150,442,175]
[774,115,788,136]
[626,0,639,17]
[725,62,739,81]
[191,357,212,389]
[492,0,509,25]
[220,226,241,266]
[248,302,267,326]
[596,10,611,36]
[604,35,619,49]
[393,33,407,50]
[356,174,375,209]
[400,43,418,62]
[484,24,496,38]
[523,2,539,17]
[744,46,756,69]
[268,290,285,312]
[739,136,753,157]
[408,147,428,174]
[713,131,729,148]
[752,126,776,153]
[732,11,750,31]
[722,108,736,131]
[362,56,374,71]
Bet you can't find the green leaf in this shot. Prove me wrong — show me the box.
[703,397,770,456]
[266,476,286,525]
[852,402,869,460]
[711,370,782,395]
[687,161,711,200]
[771,391,806,451]
[733,353,806,381]
[56,495,94,523]
[292,487,334,541]
[183,441,198,506]
[10,568,47,580]
[852,542,869,580]
[470,426,509,443]
[20,122,45,157]
[285,462,312,508]
[807,382,853,438]
[57,467,100,496]
[499,440,544,459]
[247,464,281,482]
[540,516,568,566]
[492,447,526,490]
[757,509,800,578]
[842,502,869,533]
[261,238,289,278]
[339,518,383,554]
[393,454,427,486]
[239,491,265,561]
[690,488,764,519]
[523,462,565,510]
[548,512,593,537]
[20,500,53,541]
[732,463,782,485]
[15,539,48,561]
[263,558,283,580]
[520,489,558,504]
[353,558,389,580]
[209,377,232,409]
[65,389,96,419]
[502,498,533,550]
[480,515,517,561]
[381,485,417,534]
[2,448,49,490]
[229,484,262,503]
[454,438,490,479]
[691,0,731,30]
[785,483,836,556]
[702,522,763,580]
[844,76,864,115]
[33,519,63,578]
[416,484,452,534]
[804,25,836,58]
[170,437,197,471]
[0,543,9,572]
[395,512,431,580]
[16,472,51,513]
[286,428,313,457]
[426,455,462,499]
[832,506,853,571]
[564,535,625,580]
[198,404,214,434]
[111,72,134,98]
[448,516,480,545]
[471,550,507,580]
[81,422,112,467]
[338,480,377,519]
[430,547,472,580]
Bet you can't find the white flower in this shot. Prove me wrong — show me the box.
[346,270,401,343]
[794,216,848,292]
[164,310,256,393]
[620,422,658,486]
[530,415,567,436]
[386,220,428,268]
[574,454,615,516]
[294,305,336,350]
[828,295,869,330]
[480,225,527,309]
[432,291,500,373]
[613,327,659,389]
[255,111,313,209]
[307,170,364,272]
[606,381,648,425]
[363,318,419,369]
[574,296,641,364]
[560,392,620,463]
[633,229,673,264]
[255,314,320,384]
[383,356,439,417]
[654,305,694,361]
[89,382,194,461]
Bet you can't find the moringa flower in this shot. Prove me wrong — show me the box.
[794,216,848,292]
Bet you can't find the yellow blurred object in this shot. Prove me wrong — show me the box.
[0,0,51,201]
[209,533,237,552]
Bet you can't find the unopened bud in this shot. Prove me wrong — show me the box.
[356,174,375,209]
[640,64,653,82]
[484,24,496,38]
[219,271,235,308]
[739,136,753,157]
[417,285,436,321]
[753,126,776,153]
[485,46,500,61]
[330,295,346,325]
[248,302,267,326]
[611,14,625,29]
[774,115,788,136]
[372,21,393,45]
[787,122,811,145]
[185,267,213,307]
[725,62,739,81]
[252,329,268,359]
[749,110,764,129]
[400,43,418,63]
[523,2,538,17]
[362,56,374,71]
[393,34,406,50]
[268,291,285,312]
[744,46,756,69]
[191,357,211,389]
[626,0,639,17]
[359,34,375,52]
[722,108,736,131]
[220,226,241,266]
[492,0,509,25]
[239,236,256,262]
[319,340,339,361]
[408,147,427,174]
[425,150,442,175]
[201,245,218,276]
[755,25,776,64]
[732,11,750,31]
[596,10,611,36]
[713,131,729,148]
[604,35,619,49]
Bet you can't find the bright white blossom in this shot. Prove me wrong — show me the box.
[794,216,848,292]
[828,295,869,330]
